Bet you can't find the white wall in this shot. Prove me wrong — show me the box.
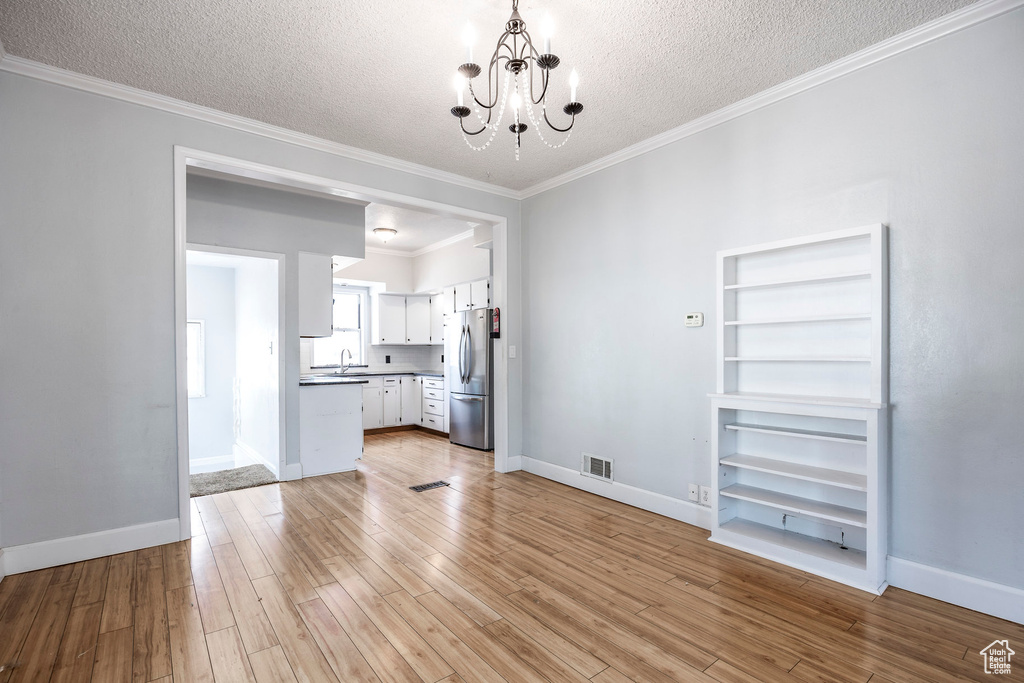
[412,237,491,293]
[0,69,521,549]
[186,264,236,462]
[521,9,1024,591]
[234,257,279,473]
[335,250,413,292]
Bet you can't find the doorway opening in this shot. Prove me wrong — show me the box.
[185,247,283,491]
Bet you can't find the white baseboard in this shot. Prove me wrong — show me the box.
[498,455,523,473]
[283,462,303,481]
[520,456,713,529]
[887,556,1024,625]
[0,548,6,583]
[2,519,180,576]
[190,454,235,473]
[234,440,279,477]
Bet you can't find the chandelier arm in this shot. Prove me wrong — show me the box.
[542,108,576,133]
[459,117,489,136]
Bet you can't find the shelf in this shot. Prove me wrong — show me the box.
[717,518,866,570]
[720,454,867,491]
[724,357,871,363]
[724,314,871,326]
[719,484,867,528]
[724,422,866,444]
[708,393,885,409]
[723,271,871,291]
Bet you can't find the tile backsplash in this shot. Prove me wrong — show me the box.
[301,339,443,375]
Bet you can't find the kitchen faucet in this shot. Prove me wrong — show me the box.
[339,348,353,374]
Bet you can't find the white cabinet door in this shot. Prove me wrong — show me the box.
[405,296,431,345]
[401,376,421,424]
[382,386,400,427]
[375,294,406,345]
[429,295,446,345]
[454,283,472,312]
[470,279,490,309]
[298,252,333,337]
[442,286,457,315]
[361,386,382,429]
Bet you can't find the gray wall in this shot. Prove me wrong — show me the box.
[522,9,1024,589]
[186,174,365,466]
[186,264,237,462]
[0,71,521,548]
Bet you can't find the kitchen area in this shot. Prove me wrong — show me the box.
[297,203,495,479]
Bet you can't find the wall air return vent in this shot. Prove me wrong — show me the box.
[581,453,613,481]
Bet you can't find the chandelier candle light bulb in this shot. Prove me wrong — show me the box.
[542,14,554,55]
[462,22,475,63]
[449,0,583,158]
[454,73,464,107]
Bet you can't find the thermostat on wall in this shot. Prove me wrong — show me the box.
[685,312,704,328]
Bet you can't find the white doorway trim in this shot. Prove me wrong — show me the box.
[174,146,512,541]
[185,244,286,480]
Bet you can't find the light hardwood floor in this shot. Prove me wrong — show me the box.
[0,430,1020,682]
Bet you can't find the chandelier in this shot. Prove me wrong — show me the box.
[450,0,583,160]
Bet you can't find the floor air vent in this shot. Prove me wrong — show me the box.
[409,480,450,492]
[582,453,613,481]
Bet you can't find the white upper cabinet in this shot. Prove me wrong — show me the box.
[406,296,431,345]
[373,294,406,345]
[470,279,490,309]
[430,293,446,344]
[298,251,333,337]
[454,282,472,311]
[442,286,456,314]
[454,279,490,312]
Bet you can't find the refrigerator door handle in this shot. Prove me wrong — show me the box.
[465,324,472,384]
[457,324,466,384]
[451,395,484,402]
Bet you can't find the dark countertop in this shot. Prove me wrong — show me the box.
[305,371,444,378]
[299,376,370,387]
[300,371,443,386]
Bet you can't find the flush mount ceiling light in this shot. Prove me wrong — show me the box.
[373,227,398,244]
[450,0,583,161]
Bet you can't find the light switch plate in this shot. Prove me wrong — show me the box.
[688,484,699,502]
[685,312,704,327]
[509,345,517,359]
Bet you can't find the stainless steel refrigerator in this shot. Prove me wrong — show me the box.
[446,308,493,450]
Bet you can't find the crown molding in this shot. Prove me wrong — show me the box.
[518,0,1024,198]
[0,54,522,200]
[365,229,474,258]
[1,0,1019,202]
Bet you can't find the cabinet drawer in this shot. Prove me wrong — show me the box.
[423,378,444,390]
[362,376,383,389]
[422,397,445,417]
[423,387,444,401]
[383,377,399,386]
[422,414,444,431]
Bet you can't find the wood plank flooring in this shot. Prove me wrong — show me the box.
[0,430,1020,682]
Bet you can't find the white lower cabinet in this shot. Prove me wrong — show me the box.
[401,376,421,424]
[422,377,446,433]
[382,378,400,427]
[361,379,383,429]
[300,384,362,476]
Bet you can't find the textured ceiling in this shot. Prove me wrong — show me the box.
[0,0,976,191]
[365,203,477,253]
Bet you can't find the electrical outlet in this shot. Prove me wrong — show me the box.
[385,355,391,364]
[699,485,711,507]
[688,484,699,502]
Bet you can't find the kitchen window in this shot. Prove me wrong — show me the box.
[186,320,206,398]
[311,285,367,367]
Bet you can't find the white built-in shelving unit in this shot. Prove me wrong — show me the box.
[709,224,889,593]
